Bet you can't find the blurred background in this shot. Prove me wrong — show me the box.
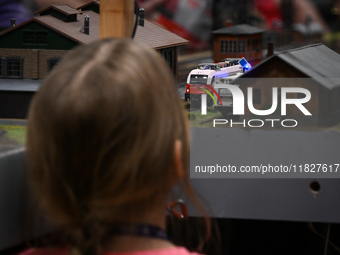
[2,0,340,83]
[2,0,340,51]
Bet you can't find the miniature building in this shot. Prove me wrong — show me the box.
[0,1,188,118]
[212,24,264,66]
[0,2,188,80]
[270,0,323,49]
[293,22,323,44]
[237,43,340,126]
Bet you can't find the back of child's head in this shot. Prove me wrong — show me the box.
[26,39,191,254]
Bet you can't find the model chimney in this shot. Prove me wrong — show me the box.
[10,18,16,27]
[139,8,145,27]
[84,15,90,35]
[267,42,274,58]
[226,20,232,27]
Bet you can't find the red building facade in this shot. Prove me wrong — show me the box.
[213,24,264,66]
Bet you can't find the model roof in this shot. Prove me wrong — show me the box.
[35,4,81,16]
[212,24,265,35]
[35,11,99,44]
[134,19,188,49]
[241,43,340,89]
[293,22,323,36]
[0,3,188,50]
[77,0,100,11]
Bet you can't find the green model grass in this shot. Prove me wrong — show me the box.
[0,125,26,145]
[189,106,224,128]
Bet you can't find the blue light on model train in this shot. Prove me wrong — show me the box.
[239,58,248,67]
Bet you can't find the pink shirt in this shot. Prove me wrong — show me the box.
[20,246,202,255]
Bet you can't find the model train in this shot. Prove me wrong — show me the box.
[184,58,251,108]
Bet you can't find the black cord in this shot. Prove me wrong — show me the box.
[308,223,340,253]
[132,0,139,38]
[324,223,331,255]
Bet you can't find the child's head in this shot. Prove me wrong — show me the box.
[26,39,191,249]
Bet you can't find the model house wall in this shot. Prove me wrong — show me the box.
[237,43,340,126]
[213,24,264,66]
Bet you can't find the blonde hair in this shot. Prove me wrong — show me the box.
[26,39,195,255]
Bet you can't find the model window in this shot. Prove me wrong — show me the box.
[220,40,228,53]
[253,89,261,104]
[23,31,48,45]
[47,58,60,72]
[65,14,77,22]
[252,39,259,51]
[6,57,23,78]
[229,41,236,53]
[23,31,35,44]
[239,41,245,53]
[190,75,208,84]
[197,64,219,71]
[36,31,48,45]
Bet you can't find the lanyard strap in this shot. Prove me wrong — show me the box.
[107,223,169,241]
